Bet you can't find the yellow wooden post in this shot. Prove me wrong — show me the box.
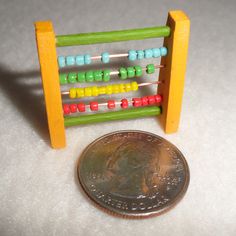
[35,21,66,148]
[158,11,190,133]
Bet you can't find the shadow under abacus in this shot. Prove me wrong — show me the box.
[0,59,155,148]
[0,64,50,146]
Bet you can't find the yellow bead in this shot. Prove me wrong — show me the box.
[112,84,120,93]
[76,88,84,98]
[84,87,92,96]
[92,86,99,96]
[131,81,138,91]
[106,85,113,94]
[98,86,106,94]
[119,83,125,93]
[69,88,77,99]
[125,83,131,92]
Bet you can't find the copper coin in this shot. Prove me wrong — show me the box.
[78,130,190,218]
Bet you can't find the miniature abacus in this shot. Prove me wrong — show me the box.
[35,10,190,149]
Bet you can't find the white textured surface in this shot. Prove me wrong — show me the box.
[0,0,236,235]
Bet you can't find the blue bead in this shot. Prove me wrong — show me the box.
[84,54,91,64]
[144,49,153,58]
[58,56,66,68]
[128,50,137,61]
[75,55,84,65]
[152,48,161,58]
[101,52,110,63]
[66,56,75,66]
[137,50,144,60]
[160,47,168,56]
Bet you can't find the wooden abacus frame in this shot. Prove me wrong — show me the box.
[35,10,190,149]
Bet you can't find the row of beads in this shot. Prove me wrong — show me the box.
[57,47,167,68]
[69,82,139,99]
[119,64,154,80]
[58,52,109,68]
[59,64,156,85]
[60,69,111,84]
[58,54,91,68]
[128,47,167,61]
[63,94,162,114]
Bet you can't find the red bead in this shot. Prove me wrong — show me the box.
[141,96,149,106]
[90,102,98,111]
[148,96,156,105]
[154,94,162,103]
[132,98,142,107]
[77,103,86,112]
[121,99,128,109]
[107,100,115,109]
[63,104,70,115]
[70,104,77,113]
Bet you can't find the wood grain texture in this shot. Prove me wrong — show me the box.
[64,106,161,127]
[56,26,170,47]
[158,11,190,133]
[35,21,66,148]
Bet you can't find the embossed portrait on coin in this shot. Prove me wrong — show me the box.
[105,141,161,197]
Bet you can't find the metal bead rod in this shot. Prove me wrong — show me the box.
[92,100,132,107]
[138,81,162,87]
[91,53,129,60]
[83,101,122,108]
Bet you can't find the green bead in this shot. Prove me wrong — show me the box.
[146,64,155,74]
[68,72,77,83]
[59,73,68,84]
[134,65,142,77]
[103,70,111,82]
[119,67,127,79]
[94,70,103,81]
[77,72,86,83]
[86,71,94,82]
[127,67,135,78]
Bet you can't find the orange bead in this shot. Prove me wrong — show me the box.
[70,104,77,113]
[108,100,115,109]
[154,94,162,103]
[77,103,86,112]
[63,104,70,115]
[90,102,98,111]
[148,96,156,105]
[132,98,142,107]
[141,96,149,106]
[121,99,129,109]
